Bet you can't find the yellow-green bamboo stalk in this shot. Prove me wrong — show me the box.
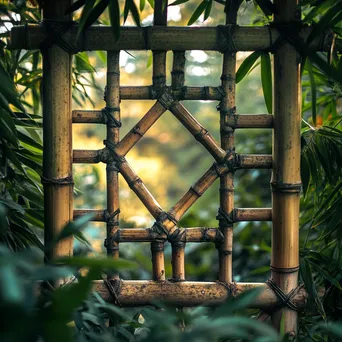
[42,0,73,262]
[271,0,301,335]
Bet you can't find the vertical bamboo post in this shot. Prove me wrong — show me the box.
[42,1,73,261]
[217,3,240,283]
[150,0,168,281]
[105,52,121,265]
[271,0,301,335]
[171,51,186,282]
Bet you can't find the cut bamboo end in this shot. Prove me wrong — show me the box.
[225,114,274,129]
[9,25,338,52]
[93,281,311,308]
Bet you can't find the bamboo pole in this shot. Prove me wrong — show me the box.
[72,110,272,127]
[42,0,73,262]
[10,25,338,52]
[150,0,168,281]
[114,101,167,157]
[171,51,186,283]
[120,86,224,100]
[271,0,301,335]
[73,208,272,224]
[73,149,106,163]
[105,52,120,261]
[93,281,310,308]
[225,114,273,128]
[217,3,240,283]
[169,103,227,162]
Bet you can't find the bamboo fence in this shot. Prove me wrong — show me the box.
[11,0,308,336]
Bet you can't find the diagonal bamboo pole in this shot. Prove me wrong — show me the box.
[271,0,301,335]
[42,0,73,262]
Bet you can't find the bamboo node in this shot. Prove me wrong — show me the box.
[270,265,299,273]
[194,128,209,144]
[41,175,74,186]
[101,107,122,128]
[217,24,238,53]
[270,182,302,193]
[104,278,122,307]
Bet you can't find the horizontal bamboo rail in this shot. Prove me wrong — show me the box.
[10,25,338,52]
[225,114,273,129]
[73,208,271,224]
[93,281,311,308]
[73,149,272,168]
[120,86,224,101]
[72,111,273,128]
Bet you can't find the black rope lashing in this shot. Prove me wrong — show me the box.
[217,24,238,53]
[102,107,122,128]
[216,207,235,225]
[104,237,119,251]
[104,208,120,226]
[143,26,152,50]
[264,278,304,314]
[104,278,122,307]
[40,20,78,54]
[41,175,74,186]
[169,228,186,244]
[104,140,125,168]
[151,212,178,240]
[202,86,210,100]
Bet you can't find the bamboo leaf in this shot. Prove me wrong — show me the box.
[204,0,213,21]
[169,0,189,5]
[236,51,261,84]
[187,0,207,26]
[129,0,141,26]
[306,61,317,125]
[77,0,97,37]
[140,0,145,11]
[65,0,86,14]
[0,63,25,112]
[147,0,154,9]
[254,0,276,17]
[109,0,121,41]
[260,52,273,114]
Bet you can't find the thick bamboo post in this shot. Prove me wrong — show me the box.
[271,0,301,335]
[217,3,240,283]
[105,52,121,262]
[42,0,73,261]
[151,0,168,281]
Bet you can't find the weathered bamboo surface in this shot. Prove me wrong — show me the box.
[10,25,338,52]
[93,281,310,308]
[73,208,271,226]
[73,149,272,168]
[73,111,273,127]
[42,0,73,261]
[120,86,224,100]
[225,114,273,128]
